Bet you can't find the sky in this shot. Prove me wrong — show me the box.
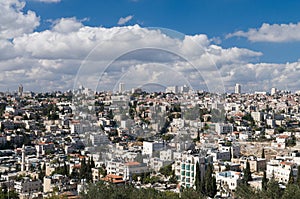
[1,0,300,93]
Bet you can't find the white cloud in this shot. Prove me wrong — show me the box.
[0,2,298,93]
[227,22,300,42]
[3,20,266,92]
[0,0,40,39]
[52,17,83,33]
[118,15,134,25]
[220,61,300,92]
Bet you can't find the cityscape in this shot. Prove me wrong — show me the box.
[0,83,300,198]
[2,0,300,199]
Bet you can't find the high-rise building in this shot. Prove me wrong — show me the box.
[235,83,241,94]
[18,84,23,96]
[271,87,277,95]
[174,151,213,189]
[119,83,125,93]
[165,86,178,94]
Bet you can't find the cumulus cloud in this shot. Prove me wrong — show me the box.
[0,0,40,39]
[1,19,267,92]
[118,15,133,25]
[227,22,300,42]
[220,61,300,92]
[0,0,299,93]
[52,17,83,33]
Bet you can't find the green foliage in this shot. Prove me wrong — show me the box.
[225,163,231,171]
[286,135,296,147]
[264,178,282,199]
[107,110,114,120]
[204,163,217,198]
[82,182,175,199]
[243,160,252,184]
[276,126,285,134]
[79,157,93,182]
[0,190,18,199]
[144,176,160,184]
[54,161,69,176]
[39,163,46,181]
[195,162,216,197]
[288,168,295,185]
[242,113,254,122]
[242,113,255,126]
[296,165,300,187]
[131,172,151,184]
[159,164,173,177]
[235,183,260,199]
[171,103,181,113]
[236,177,285,199]
[262,148,265,158]
[195,162,201,193]
[162,134,174,141]
[199,108,209,122]
[262,171,268,190]
[180,188,206,199]
[282,184,300,199]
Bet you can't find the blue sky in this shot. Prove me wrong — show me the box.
[24,0,300,63]
[1,0,300,92]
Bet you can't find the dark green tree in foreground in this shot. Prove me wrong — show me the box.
[81,182,205,199]
[288,168,295,185]
[236,176,283,199]
[195,162,201,193]
[262,148,265,158]
[265,177,282,199]
[297,165,300,187]
[282,184,300,199]
[204,163,217,198]
[243,160,252,184]
[262,171,268,190]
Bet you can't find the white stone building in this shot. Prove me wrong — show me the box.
[215,123,233,135]
[266,159,298,184]
[142,141,165,156]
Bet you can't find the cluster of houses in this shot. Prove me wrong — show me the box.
[0,86,300,198]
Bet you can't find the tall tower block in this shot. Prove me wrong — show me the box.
[235,83,241,94]
[21,145,25,172]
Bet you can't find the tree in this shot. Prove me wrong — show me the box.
[63,162,68,176]
[235,183,260,199]
[282,184,300,199]
[288,168,295,185]
[243,160,252,184]
[225,163,230,171]
[39,163,46,181]
[286,134,297,147]
[204,164,217,198]
[159,164,173,177]
[229,147,232,160]
[90,156,95,168]
[86,158,93,183]
[296,165,300,187]
[265,178,282,199]
[195,162,201,193]
[79,158,87,180]
[262,171,268,190]
[181,188,205,199]
[262,148,265,158]
[196,129,200,142]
